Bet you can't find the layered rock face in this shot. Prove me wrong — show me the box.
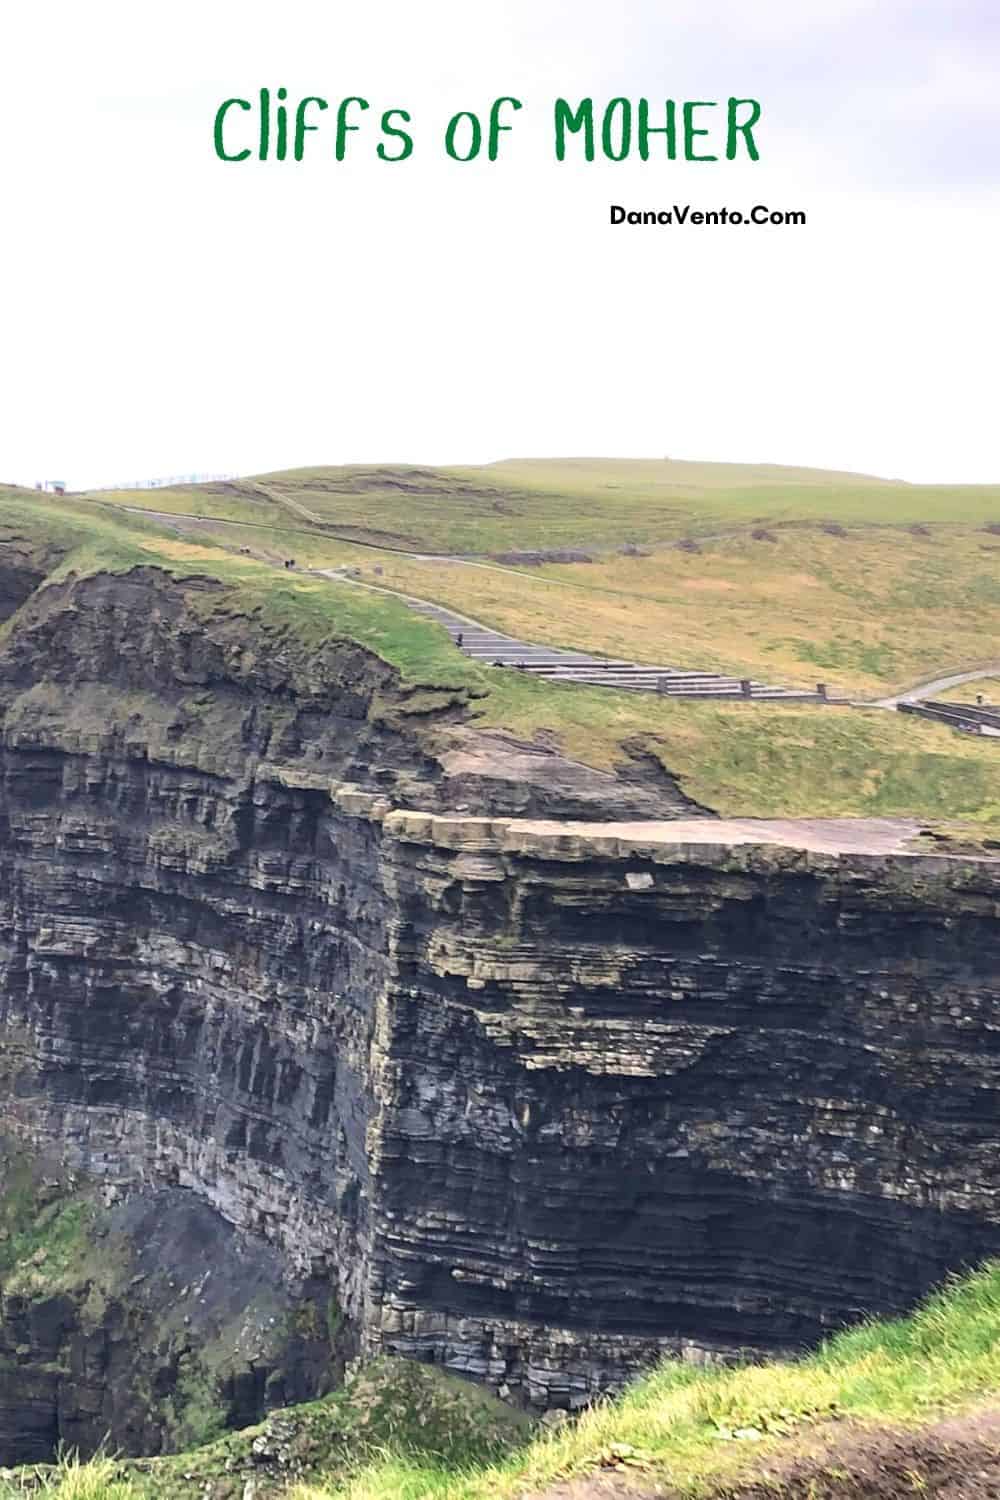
[371,814,1000,1401]
[1,563,1000,1447]
[0,1169,338,1465]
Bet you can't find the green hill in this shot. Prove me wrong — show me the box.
[3,475,1000,829]
[75,458,1000,555]
[60,458,1000,697]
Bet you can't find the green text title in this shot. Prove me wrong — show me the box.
[213,94,763,163]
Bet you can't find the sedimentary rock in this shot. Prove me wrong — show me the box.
[1,561,1000,1454]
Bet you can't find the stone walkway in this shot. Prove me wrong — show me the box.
[101,500,996,713]
[389,593,825,701]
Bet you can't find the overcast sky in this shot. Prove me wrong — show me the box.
[2,0,997,487]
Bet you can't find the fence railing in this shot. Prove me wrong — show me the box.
[84,473,237,493]
[898,700,1000,734]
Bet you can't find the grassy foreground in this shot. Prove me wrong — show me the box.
[8,1262,1000,1498]
[298,1265,1000,1500]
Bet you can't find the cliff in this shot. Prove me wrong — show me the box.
[1,563,999,1459]
[0,1145,340,1466]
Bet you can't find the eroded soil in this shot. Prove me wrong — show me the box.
[527,1409,1000,1499]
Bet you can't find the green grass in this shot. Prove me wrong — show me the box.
[477,682,1000,824]
[943,677,1000,704]
[4,481,1000,827]
[0,1137,94,1291]
[80,482,299,529]
[285,1263,1000,1500]
[258,458,1000,548]
[73,459,1000,557]
[0,1359,533,1500]
[12,1263,1000,1499]
[55,463,1000,694]
[0,1454,141,1500]
[0,488,209,570]
[264,525,1000,695]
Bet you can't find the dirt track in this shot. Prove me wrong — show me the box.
[525,1410,1000,1499]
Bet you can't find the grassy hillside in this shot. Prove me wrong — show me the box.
[3,480,1000,828]
[945,677,1000,704]
[77,459,1000,555]
[66,459,1000,696]
[239,525,1000,696]
[10,1261,1000,1498]
[251,458,1000,552]
[61,509,1000,694]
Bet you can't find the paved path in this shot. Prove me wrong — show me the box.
[83,495,998,715]
[870,664,1000,708]
[318,569,819,701]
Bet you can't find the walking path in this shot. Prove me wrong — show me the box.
[86,495,999,716]
[100,498,820,699]
[870,665,1000,708]
[318,570,822,701]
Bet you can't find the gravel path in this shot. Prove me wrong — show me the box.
[85,497,1000,715]
[870,664,1000,707]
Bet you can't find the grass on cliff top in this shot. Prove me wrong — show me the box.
[407,527,1000,695]
[91,504,1000,696]
[0,1358,532,1500]
[180,567,1000,827]
[59,466,1000,696]
[66,457,1000,555]
[226,525,1000,696]
[3,486,1000,828]
[91,547,1000,828]
[11,1262,1000,1500]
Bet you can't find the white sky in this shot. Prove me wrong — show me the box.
[1,0,997,488]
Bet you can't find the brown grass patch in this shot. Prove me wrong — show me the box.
[139,539,233,563]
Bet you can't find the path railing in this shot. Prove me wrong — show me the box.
[897,700,1000,736]
[84,473,236,493]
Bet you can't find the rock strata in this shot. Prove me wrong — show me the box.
[1,564,1000,1450]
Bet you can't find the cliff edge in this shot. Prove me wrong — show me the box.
[0,562,999,1459]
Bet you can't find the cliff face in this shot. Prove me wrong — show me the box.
[370,813,1000,1403]
[1,564,1000,1452]
[0,1156,339,1466]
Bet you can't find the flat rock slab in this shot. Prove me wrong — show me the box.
[512,816,927,857]
[384,811,1000,866]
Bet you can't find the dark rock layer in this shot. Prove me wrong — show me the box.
[0,565,999,1452]
[0,1175,338,1467]
[369,814,1000,1404]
